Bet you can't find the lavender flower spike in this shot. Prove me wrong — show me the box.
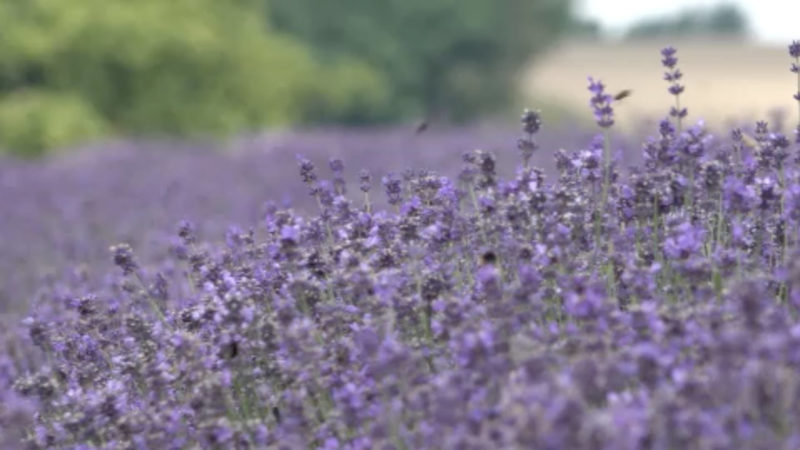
[518,108,542,167]
[111,243,138,275]
[790,40,800,142]
[587,76,615,208]
[587,77,614,129]
[661,46,687,131]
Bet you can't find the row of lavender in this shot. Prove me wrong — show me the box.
[0,126,589,318]
[1,43,800,448]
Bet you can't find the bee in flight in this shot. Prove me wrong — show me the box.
[613,89,633,101]
[219,340,239,359]
[480,251,497,266]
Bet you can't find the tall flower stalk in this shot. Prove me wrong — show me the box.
[518,108,542,169]
[587,76,615,208]
[790,40,800,143]
[662,46,687,134]
[587,77,617,297]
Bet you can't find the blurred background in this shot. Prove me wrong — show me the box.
[0,0,797,158]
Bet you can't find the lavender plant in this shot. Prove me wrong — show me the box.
[790,40,800,142]
[586,76,615,208]
[661,46,688,133]
[3,43,800,449]
[517,109,542,169]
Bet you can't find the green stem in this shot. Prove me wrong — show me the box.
[605,242,617,306]
[687,162,695,211]
[780,164,787,267]
[714,189,725,251]
[468,186,490,247]
[712,270,723,302]
[601,130,611,208]
[133,272,169,327]
[795,56,800,130]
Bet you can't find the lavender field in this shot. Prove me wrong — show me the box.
[2,44,800,449]
[0,125,597,318]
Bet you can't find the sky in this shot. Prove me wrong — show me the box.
[577,0,800,45]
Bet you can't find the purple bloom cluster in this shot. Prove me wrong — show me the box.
[2,44,800,449]
[517,109,542,168]
[0,128,578,319]
[662,46,688,130]
[790,40,800,143]
[587,77,615,129]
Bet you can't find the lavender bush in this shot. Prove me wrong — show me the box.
[0,126,592,318]
[3,43,800,449]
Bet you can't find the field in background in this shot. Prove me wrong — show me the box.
[522,39,798,132]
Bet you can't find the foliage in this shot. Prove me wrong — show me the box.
[567,17,603,40]
[626,3,749,39]
[0,91,109,158]
[267,0,574,122]
[301,58,392,124]
[0,0,390,154]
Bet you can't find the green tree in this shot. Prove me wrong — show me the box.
[626,3,748,40]
[706,4,749,35]
[0,91,109,158]
[0,0,389,156]
[266,0,573,122]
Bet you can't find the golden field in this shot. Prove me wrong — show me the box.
[521,38,799,132]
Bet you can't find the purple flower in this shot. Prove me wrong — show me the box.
[668,83,685,96]
[177,219,196,244]
[577,137,603,182]
[790,40,800,59]
[587,77,614,128]
[518,108,542,165]
[663,221,706,260]
[297,155,317,184]
[110,243,138,275]
[329,158,346,195]
[723,175,758,213]
[280,224,299,243]
[792,41,800,105]
[358,169,372,193]
[520,108,542,135]
[9,50,800,449]
[661,46,687,121]
[563,276,607,320]
[661,46,678,68]
[382,173,403,205]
